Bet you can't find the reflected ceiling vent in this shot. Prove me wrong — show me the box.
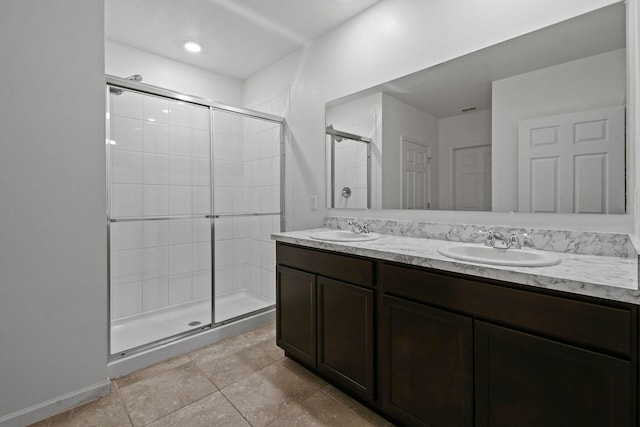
[460,106,477,113]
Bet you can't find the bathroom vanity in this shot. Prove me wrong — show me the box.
[273,226,639,427]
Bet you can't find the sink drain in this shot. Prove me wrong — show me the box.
[188,321,202,327]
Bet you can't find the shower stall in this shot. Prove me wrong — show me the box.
[106,75,283,356]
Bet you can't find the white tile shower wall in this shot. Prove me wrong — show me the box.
[246,86,290,230]
[210,89,286,309]
[213,112,245,215]
[240,121,279,302]
[110,91,212,218]
[242,120,281,214]
[213,215,278,303]
[231,215,279,302]
[239,88,288,303]
[111,219,212,321]
[110,91,213,322]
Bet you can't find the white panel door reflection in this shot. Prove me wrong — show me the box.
[401,139,431,209]
[518,106,625,213]
[453,144,492,211]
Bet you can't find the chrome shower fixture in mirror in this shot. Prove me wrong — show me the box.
[325,2,627,214]
[326,124,372,209]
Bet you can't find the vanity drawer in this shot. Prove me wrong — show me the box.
[276,242,374,287]
[381,263,634,357]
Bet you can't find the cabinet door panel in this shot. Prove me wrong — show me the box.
[317,277,374,401]
[475,321,631,427]
[276,265,316,367]
[379,295,473,427]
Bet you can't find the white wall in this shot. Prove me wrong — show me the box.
[381,93,439,209]
[0,0,108,424]
[106,40,243,106]
[438,109,492,210]
[492,49,626,212]
[244,0,630,232]
[631,0,640,236]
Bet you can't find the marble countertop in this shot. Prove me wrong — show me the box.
[272,229,640,305]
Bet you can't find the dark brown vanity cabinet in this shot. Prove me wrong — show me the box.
[380,262,637,427]
[276,243,375,402]
[276,243,638,426]
[475,321,632,427]
[379,295,473,427]
[276,265,317,367]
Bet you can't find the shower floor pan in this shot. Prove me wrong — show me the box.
[110,290,273,354]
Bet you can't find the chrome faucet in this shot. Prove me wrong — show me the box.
[348,220,369,234]
[476,227,528,249]
[485,230,509,249]
[508,233,522,249]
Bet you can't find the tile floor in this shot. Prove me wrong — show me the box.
[30,321,395,427]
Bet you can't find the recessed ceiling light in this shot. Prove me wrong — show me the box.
[184,41,202,53]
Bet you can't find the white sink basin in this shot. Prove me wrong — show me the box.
[438,244,560,267]
[309,230,380,242]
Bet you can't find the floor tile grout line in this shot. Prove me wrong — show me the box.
[138,390,222,427]
[315,387,379,427]
[215,358,322,427]
[278,360,383,426]
[112,380,137,427]
[218,388,256,427]
[121,361,219,427]
[191,340,280,389]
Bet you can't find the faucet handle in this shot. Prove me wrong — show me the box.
[475,227,495,247]
[508,232,529,249]
[347,219,369,234]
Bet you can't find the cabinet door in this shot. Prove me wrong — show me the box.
[276,265,316,367]
[317,277,374,402]
[475,321,631,427]
[379,295,473,427]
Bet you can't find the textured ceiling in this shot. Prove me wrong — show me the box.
[105,0,383,80]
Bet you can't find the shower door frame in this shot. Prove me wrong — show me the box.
[106,74,285,359]
[326,125,372,209]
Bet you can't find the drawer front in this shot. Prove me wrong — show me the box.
[276,242,374,287]
[381,263,634,357]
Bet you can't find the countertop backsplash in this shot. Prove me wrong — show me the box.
[323,216,635,258]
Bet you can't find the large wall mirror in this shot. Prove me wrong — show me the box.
[325,2,627,214]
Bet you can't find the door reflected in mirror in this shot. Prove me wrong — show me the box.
[325,2,626,213]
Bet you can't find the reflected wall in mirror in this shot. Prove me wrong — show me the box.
[325,2,626,213]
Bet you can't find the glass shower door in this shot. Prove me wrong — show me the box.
[108,87,213,354]
[212,110,281,323]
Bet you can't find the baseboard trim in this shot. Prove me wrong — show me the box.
[0,379,110,427]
